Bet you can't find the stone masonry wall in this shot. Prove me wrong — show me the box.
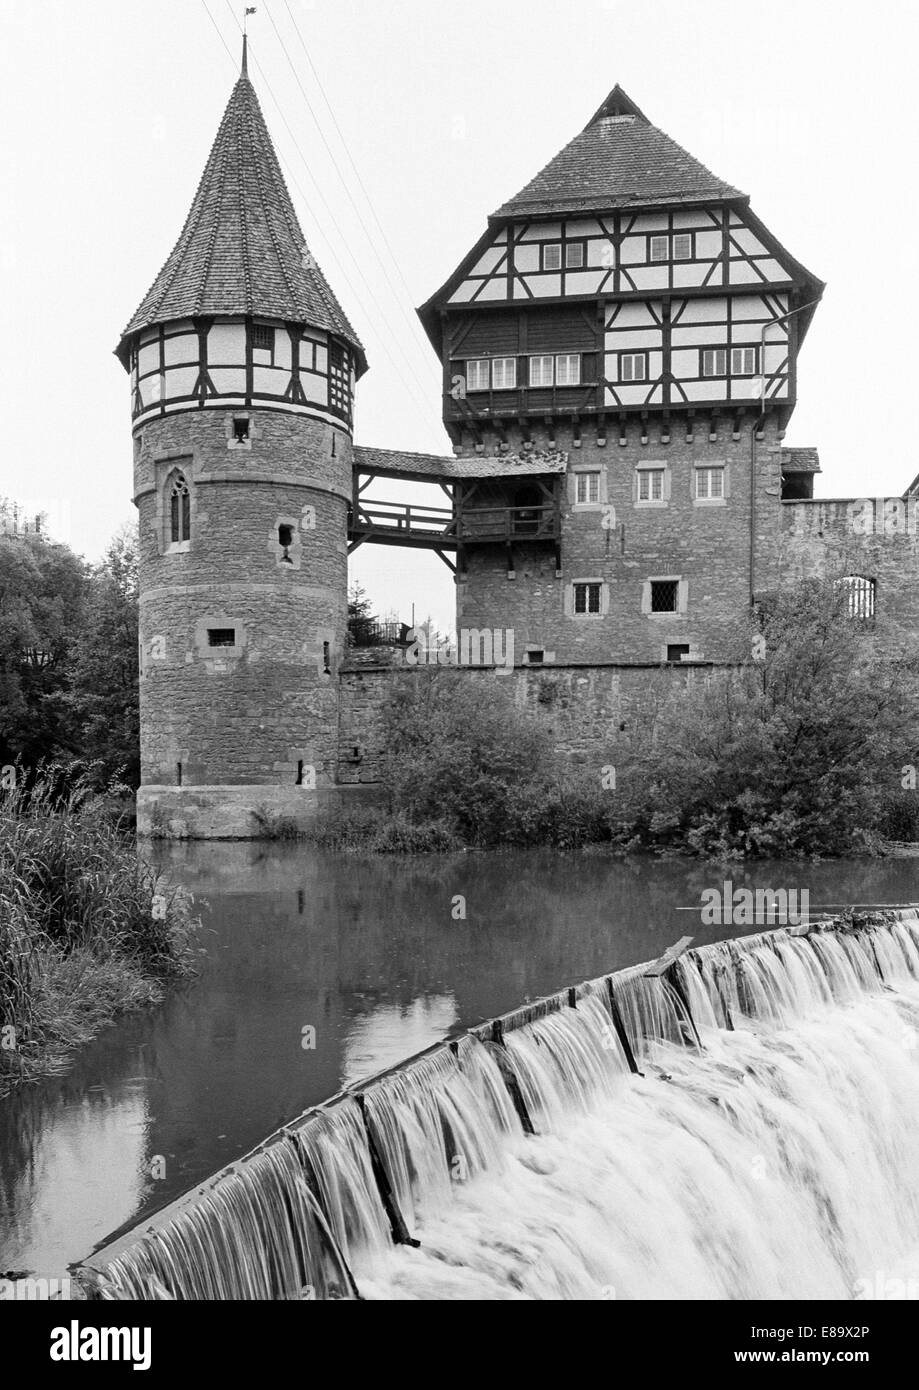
[337,660,725,785]
[456,415,785,664]
[781,497,919,643]
[135,406,351,789]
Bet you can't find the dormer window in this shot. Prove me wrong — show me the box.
[169,472,190,544]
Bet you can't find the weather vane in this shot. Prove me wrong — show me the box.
[244,6,256,35]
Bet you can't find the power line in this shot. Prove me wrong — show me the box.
[216,1,443,432]
[266,2,433,367]
[281,0,419,310]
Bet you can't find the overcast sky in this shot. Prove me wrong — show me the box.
[2,0,917,635]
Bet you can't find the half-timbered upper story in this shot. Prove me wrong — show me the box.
[116,45,366,432]
[419,86,822,444]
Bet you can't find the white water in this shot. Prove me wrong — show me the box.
[93,917,919,1301]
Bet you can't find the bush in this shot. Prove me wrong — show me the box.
[0,766,198,1092]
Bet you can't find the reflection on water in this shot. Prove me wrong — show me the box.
[0,843,915,1275]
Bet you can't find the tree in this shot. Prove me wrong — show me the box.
[617,579,919,856]
[0,520,86,767]
[62,526,140,787]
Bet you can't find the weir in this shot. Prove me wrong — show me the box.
[74,910,919,1300]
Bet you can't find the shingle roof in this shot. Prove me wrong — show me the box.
[352,445,567,480]
[780,448,821,473]
[491,84,745,221]
[117,68,364,371]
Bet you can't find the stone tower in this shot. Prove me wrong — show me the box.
[118,40,366,838]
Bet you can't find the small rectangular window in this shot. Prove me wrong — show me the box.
[529,354,554,387]
[731,346,758,376]
[638,468,665,503]
[649,234,669,262]
[574,581,602,615]
[696,467,725,500]
[526,650,545,665]
[621,352,647,383]
[252,323,274,353]
[651,580,679,613]
[672,232,693,261]
[555,354,580,386]
[466,359,490,391]
[207,628,236,648]
[492,357,517,389]
[575,472,600,505]
[837,575,876,621]
[543,243,562,271]
[702,348,727,377]
[667,644,691,662]
[565,242,585,268]
[233,416,250,442]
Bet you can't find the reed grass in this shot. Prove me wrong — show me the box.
[0,768,198,1094]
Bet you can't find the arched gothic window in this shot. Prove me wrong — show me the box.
[169,472,191,544]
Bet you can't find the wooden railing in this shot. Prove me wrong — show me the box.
[349,500,560,549]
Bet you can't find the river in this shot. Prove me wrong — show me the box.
[0,844,915,1277]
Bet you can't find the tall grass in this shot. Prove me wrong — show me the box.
[0,768,198,1093]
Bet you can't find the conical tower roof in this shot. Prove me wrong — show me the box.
[117,49,365,372]
[490,83,744,221]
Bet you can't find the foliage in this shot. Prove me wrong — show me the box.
[0,767,198,1093]
[376,671,612,849]
[0,525,86,768]
[0,508,140,789]
[613,581,919,857]
[61,528,140,786]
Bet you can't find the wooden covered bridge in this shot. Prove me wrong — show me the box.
[349,445,565,576]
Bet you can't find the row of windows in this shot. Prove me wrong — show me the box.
[621,347,758,381]
[539,241,586,271]
[571,575,878,623]
[461,346,759,391]
[466,354,583,390]
[522,232,697,272]
[573,578,680,614]
[572,465,725,504]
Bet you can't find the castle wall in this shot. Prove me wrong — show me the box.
[336,660,723,787]
[457,416,785,663]
[781,497,919,643]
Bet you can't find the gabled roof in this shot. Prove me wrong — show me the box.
[116,49,365,372]
[490,83,745,221]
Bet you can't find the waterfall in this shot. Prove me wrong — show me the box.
[80,912,919,1301]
